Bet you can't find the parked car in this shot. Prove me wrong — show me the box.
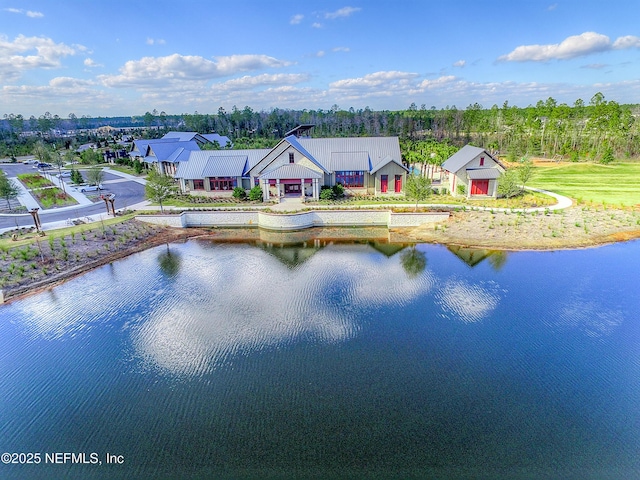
[22,158,38,165]
[79,184,103,192]
[56,171,72,178]
[33,162,52,169]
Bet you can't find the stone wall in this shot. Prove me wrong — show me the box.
[137,209,449,230]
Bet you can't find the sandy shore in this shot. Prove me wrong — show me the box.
[2,206,639,303]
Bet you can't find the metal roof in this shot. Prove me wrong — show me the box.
[259,164,323,180]
[201,133,231,147]
[442,145,504,173]
[297,136,402,173]
[176,149,270,179]
[328,152,371,172]
[148,140,200,162]
[370,155,409,174]
[202,155,248,177]
[467,168,501,180]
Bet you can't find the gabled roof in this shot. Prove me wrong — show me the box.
[201,133,231,147]
[442,145,504,173]
[370,155,409,174]
[148,140,200,162]
[162,131,202,142]
[285,135,330,174]
[297,136,402,174]
[259,163,324,180]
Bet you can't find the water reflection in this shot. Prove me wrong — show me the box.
[132,241,436,376]
[157,244,182,278]
[447,245,508,270]
[400,246,427,278]
[435,278,501,323]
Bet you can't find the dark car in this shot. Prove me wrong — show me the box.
[34,162,52,169]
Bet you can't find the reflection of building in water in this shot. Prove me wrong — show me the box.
[447,245,508,270]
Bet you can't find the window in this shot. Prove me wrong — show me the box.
[193,179,204,190]
[289,152,295,163]
[394,175,402,192]
[209,177,236,191]
[335,171,364,188]
[479,157,485,166]
[380,175,388,193]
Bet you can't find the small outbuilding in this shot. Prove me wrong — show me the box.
[442,145,506,197]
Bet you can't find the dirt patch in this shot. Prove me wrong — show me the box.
[400,206,640,250]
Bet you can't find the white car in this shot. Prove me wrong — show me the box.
[22,158,38,165]
[79,184,104,192]
[56,171,72,178]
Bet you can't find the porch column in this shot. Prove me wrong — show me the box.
[262,179,270,201]
[276,179,280,198]
[313,178,319,200]
[300,178,305,199]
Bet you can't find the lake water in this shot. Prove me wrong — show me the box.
[1,235,640,479]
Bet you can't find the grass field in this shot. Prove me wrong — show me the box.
[530,162,640,207]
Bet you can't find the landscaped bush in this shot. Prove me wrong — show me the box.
[232,187,247,200]
[320,187,335,200]
[332,183,344,198]
[457,184,466,195]
[248,185,263,201]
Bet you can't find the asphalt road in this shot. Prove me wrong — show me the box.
[0,162,146,231]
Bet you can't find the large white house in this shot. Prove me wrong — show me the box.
[175,126,408,201]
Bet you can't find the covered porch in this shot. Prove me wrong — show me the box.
[259,164,324,201]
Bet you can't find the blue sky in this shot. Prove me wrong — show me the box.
[1,0,639,117]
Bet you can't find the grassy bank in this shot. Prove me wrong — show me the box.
[530,162,640,207]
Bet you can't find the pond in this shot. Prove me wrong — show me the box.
[1,235,640,479]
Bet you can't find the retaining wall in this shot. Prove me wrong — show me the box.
[137,209,449,231]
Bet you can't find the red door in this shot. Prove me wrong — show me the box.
[471,179,489,195]
[380,175,388,193]
[394,175,402,193]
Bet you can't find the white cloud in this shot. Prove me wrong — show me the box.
[316,50,326,57]
[418,76,457,89]
[331,70,419,90]
[612,35,640,49]
[290,14,304,25]
[499,31,640,62]
[453,59,466,67]
[99,53,292,88]
[312,22,322,28]
[146,37,166,46]
[215,73,311,91]
[0,34,86,81]
[581,63,608,70]
[333,46,350,52]
[84,58,103,68]
[325,6,361,19]
[547,3,558,11]
[4,8,44,17]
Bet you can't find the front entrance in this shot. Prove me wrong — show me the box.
[471,179,489,195]
[394,175,402,193]
[380,175,388,193]
[284,184,301,195]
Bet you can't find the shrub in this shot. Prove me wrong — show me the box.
[232,187,247,199]
[248,185,263,201]
[320,186,335,200]
[457,184,466,195]
[332,183,344,198]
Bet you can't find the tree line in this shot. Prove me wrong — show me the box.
[2,93,639,162]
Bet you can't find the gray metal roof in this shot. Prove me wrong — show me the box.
[370,155,409,174]
[202,155,247,177]
[467,168,501,180]
[148,140,200,162]
[297,136,401,173]
[259,164,323,180]
[176,149,270,179]
[442,145,501,173]
[328,152,371,171]
[201,133,231,147]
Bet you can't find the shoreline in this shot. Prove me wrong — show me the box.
[2,207,639,303]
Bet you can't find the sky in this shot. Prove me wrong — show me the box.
[1,0,639,117]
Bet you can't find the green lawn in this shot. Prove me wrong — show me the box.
[530,162,640,206]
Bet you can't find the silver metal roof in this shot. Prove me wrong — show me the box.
[328,152,371,172]
[370,155,409,174]
[442,145,504,173]
[259,164,323,180]
[176,149,270,179]
[202,155,247,177]
[467,168,501,180]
